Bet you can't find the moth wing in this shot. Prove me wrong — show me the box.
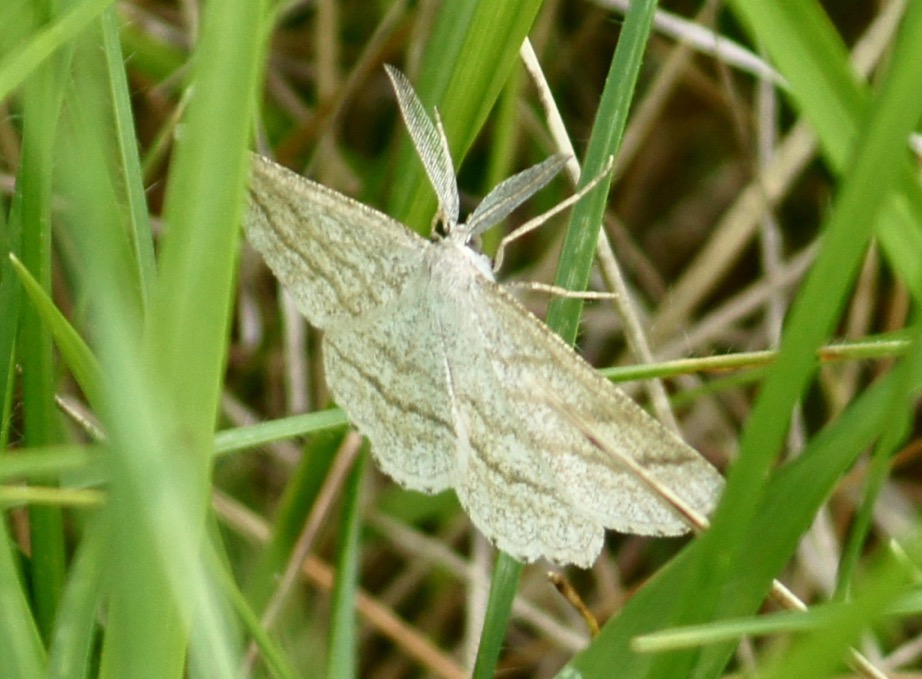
[245,154,427,328]
[452,410,604,567]
[433,258,723,545]
[422,249,601,566]
[324,246,605,566]
[322,266,457,493]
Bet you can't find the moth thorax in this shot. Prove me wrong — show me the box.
[458,239,495,281]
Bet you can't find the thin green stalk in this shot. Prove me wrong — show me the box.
[18,1,70,641]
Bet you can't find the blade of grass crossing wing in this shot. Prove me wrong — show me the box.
[471,2,658,677]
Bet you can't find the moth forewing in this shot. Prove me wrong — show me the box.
[245,153,426,328]
[542,385,710,533]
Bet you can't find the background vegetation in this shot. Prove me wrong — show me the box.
[2,1,921,678]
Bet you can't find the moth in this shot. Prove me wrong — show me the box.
[244,66,723,567]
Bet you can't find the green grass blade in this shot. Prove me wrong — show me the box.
[694,0,922,654]
[473,3,659,675]
[214,410,349,457]
[17,1,71,641]
[33,3,270,677]
[45,516,106,679]
[761,266,922,678]
[0,0,114,101]
[563,365,908,677]
[216,555,300,679]
[0,193,23,450]
[0,445,101,482]
[99,7,156,310]
[151,10,267,441]
[50,25,184,679]
[0,518,45,678]
[9,254,103,407]
[327,455,365,679]
[105,0,268,670]
[478,69,525,255]
[633,608,833,652]
[546,0,658,345]
[242,431,345,608]
[471,553,524,679]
